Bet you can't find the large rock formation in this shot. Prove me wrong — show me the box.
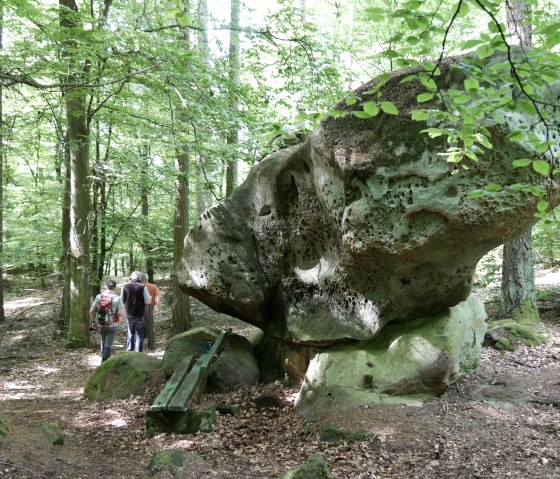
[177,52,559,402]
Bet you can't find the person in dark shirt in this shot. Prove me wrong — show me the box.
[121,271,151,352]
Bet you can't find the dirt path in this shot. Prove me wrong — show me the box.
[1,288,560,479]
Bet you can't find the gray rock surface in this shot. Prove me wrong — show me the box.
[176,52,559,402]
[162,327,259,390]
[177,53,559,345]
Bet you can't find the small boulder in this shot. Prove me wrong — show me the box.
[30,421,64,446]
[163,327,259,391]
[216,403,240,416]
[279,453,333,479]
[83,352,164,401]
[255,393,284,410]
[148,448,210,478]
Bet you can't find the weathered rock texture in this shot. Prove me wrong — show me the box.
[178,53,559,345]
[177,52,559,400]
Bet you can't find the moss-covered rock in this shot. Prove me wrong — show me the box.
[163,327,259,391]
[0,418,9,437]
[145,407,217,437]
[83,352,164,401]
[297,294,487,413]
[279,453,333,479]
[485,299,546,351]
[148,449,207,478]
[318,422,374,443]
[30,421,64,445]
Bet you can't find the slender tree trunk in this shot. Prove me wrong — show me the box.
[170,2,192,335]
[499,0,538,321]
[225,0,240,197]
[59,136,71,328]
[60,0,91,348]
[90,128,100,295]
[0,1,5,324]
[196,0,210,215]
[172,144,191,335]
[500,232,538,319]
[141,145,154,281]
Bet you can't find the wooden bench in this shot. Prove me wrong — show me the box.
[149,329,230,412]
[145,329,230,436]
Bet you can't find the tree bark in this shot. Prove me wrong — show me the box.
[196,0,210,216]
[141,144,154,281]
[499,0,538,321]
[170,2,192,335]
[59,135,71,328]
[171,144,191,335]
[225,0,240,197]
[500,231,538,319]
[60,0,91,348]
[0,0,5,323]
[506,0,532,46]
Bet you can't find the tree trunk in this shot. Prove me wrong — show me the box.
[171,144,191,335]
[59,135,71,328]
[500,231,538,320]
[499,0,538,322]
[196,0,210,216]
[60,0,91,348]
[225,0,240,197]
[169,1,192,335]
[506,0,532,46]
[141,145,154,281]
[90,129,100,295]
[0,1,5,324]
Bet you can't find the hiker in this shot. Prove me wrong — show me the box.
[121,271,151,352]
[140,272,162,351]
[89,279,125,362]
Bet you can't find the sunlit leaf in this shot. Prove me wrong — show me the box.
[476,44,495,59]
[380,102,399,115]
[417,93,434,102]
[512,159,531,167]
[411,110,429,121]
[468,190,485,199]
[353,111,372,119]
[532,160,550,176]
[363,101,380,116]
[537,200,549,212]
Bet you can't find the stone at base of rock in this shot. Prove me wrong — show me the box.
[296,295,487,415]
[145,407,217,437]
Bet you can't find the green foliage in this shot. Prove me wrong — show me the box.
[363,0,560,180]
[475,250,502,288]
[0,418,9,437]
[65,336,89,349]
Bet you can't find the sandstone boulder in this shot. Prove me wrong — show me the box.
[177,53,559,345]
[176,51,559,403]
[162,327,259,390]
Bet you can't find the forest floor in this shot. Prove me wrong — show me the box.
[0,273,560,479]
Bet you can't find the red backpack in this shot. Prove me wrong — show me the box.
[96,293,119,326]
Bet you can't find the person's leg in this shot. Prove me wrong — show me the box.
[101,328,116,362]
[99,329,105,356]
[126,317,135,351]
[144,304,155,350]
[134,318,145,352]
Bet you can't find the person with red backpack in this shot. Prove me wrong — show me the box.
[89,279,126,362]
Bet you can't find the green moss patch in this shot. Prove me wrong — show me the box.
[279,453,333,479]
[0,418,9,437]
[148,449,206,478]
[485,300,546,351]
[83,352,164,401]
